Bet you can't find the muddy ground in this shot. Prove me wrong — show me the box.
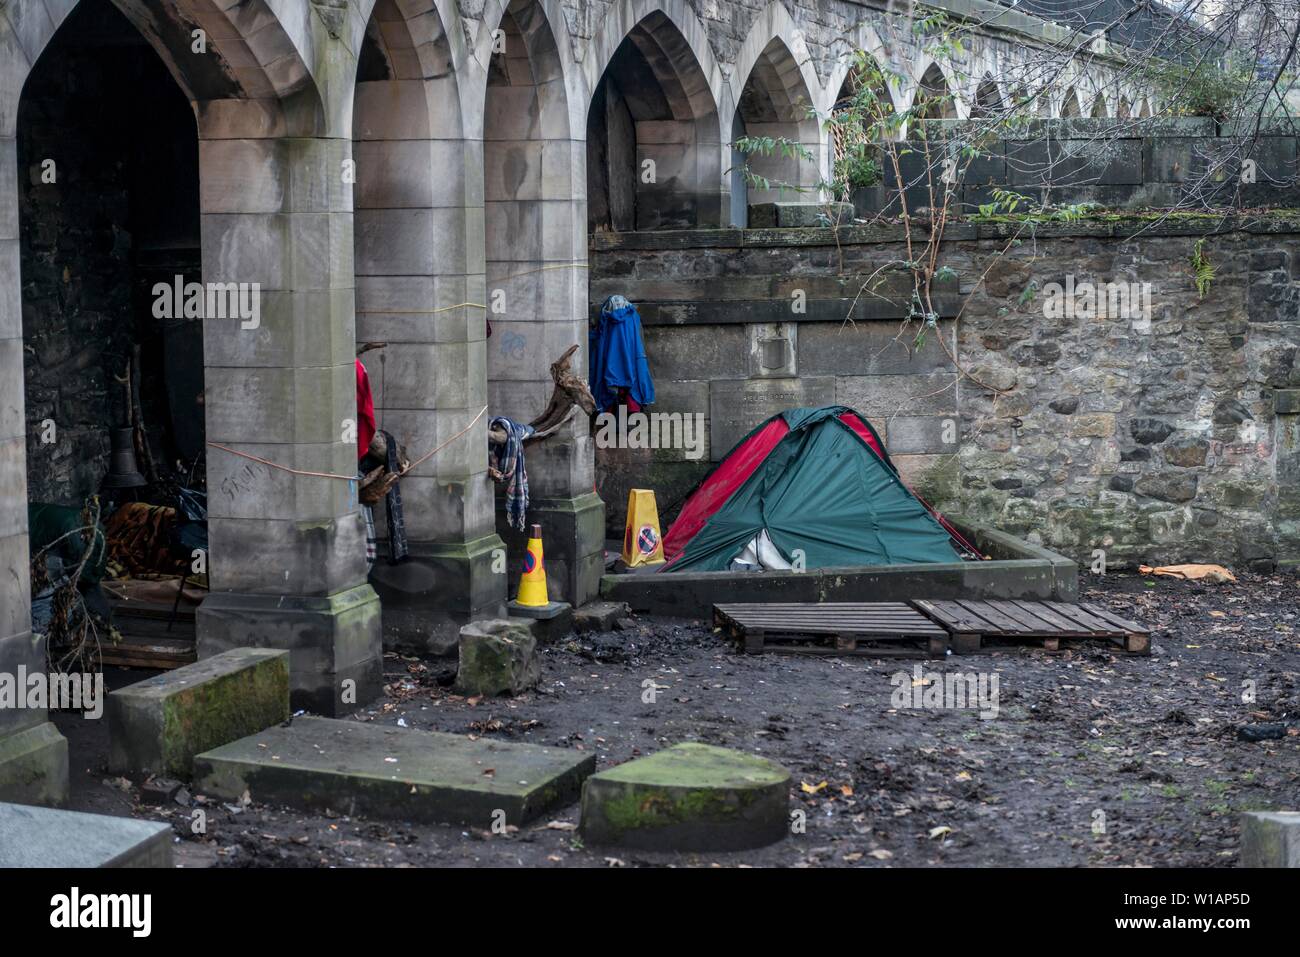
[58,571,1300,868]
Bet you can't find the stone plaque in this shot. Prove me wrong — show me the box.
[708,377,835,460]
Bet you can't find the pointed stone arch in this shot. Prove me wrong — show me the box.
[911,60,958,120]
[731,33,822,217]
[972,74,1004,118]
[586,4,725,230]
[0,0,368,802]
[1059,86,1083,117]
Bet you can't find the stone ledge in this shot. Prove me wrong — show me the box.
[0,721,68,807]
[580,742,791,851]
[193,716,596,826]
[1241,811,1300,867]
[0,801,171,867]
[108,647,290,780]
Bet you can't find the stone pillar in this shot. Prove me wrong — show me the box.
[0,26,69,805]
[351,6,506,656]
[484,3,604,606]
[194,105,383,715]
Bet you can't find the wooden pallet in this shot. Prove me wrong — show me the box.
[912,599,1149,655]
[95,633,197,670]
[714,602,951,657]
[98,601,197,670]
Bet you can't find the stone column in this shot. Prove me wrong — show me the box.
[483,5,604,606]
[352,38,506,656]
[0,131,69,805]
[194,104,383,715]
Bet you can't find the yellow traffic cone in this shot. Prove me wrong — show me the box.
[622,488,665,567]
[515,524,549,607]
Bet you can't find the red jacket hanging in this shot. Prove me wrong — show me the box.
[356,359,376,461]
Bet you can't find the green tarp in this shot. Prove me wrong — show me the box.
[670,407,961,572]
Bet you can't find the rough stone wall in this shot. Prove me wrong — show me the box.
[17,5,201,506]
[590,218,1300,570]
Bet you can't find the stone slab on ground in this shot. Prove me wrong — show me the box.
[455,619,540,696]
[506,599,574,643]
[580,742,791,851]
[0,721,69,807]
[1241,811,1300,867]
[0,801,172,867]
[572,600,631,632]
[108,648,290,781]
[193,716,595,826]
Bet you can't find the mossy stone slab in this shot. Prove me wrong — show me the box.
[193,716,595,826]
[108,647,290,780]
[580,742,791,851]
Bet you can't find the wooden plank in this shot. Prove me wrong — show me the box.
[1007,600,1089,634]
[954,599,1033,633]
[913,599,997,633]
[985,600,1067,634]
[1042,601,1122,633]
[1078,602,1150,635]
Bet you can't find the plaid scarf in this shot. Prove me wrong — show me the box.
[490,416,535,531]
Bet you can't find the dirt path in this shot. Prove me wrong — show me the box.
[59,571,1300,867]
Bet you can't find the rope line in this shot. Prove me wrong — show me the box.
[207,405,489,482]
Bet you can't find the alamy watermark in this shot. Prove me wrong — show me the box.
[152,275,261,329]
[593,406,706,460]
[0,666,104,718]
[1042,275,1152,323]
[890,664,999,720]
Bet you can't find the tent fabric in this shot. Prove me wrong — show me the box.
[662,415,790,562]
[662,406,962,573]
[590,296,655,412]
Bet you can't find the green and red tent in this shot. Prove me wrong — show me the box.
[661,406,978,573]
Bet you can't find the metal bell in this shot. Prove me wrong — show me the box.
[103,427,146,489]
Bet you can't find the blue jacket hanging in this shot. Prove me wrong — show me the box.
[590,295,655,412]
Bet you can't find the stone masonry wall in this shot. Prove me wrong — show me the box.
[591,217,1300,570]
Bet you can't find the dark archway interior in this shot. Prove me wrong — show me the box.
[586,14,721,233]
[587,37,655,232]
[19,0,203,507]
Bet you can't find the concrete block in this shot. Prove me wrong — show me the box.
[572,601,632,633]
[797,319,955,376]
[195,583,382,715]
[193,715,595,826]
[370,533,508,655]
[199,138,287,214]
[200,213,290,289]
[885,415,958,454]
[579,742,791,851]
[108,648,290,780]
[834,372,958,418]
[354,79,431,140]
[0,721,68,807]
[747,202,854,228]
[354,138,436,209]
[454,619,539,696]
[1241,811,1300,867]
[0,802,171,867]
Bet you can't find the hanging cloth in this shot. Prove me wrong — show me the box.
[490,416,535,531]
[590,295,655,413]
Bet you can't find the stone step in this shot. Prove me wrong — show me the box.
[1241,811,1300,867]
[108,647,290,780]
[0,802,172,868]
[193,716,595,827]
[580,742,791,852]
